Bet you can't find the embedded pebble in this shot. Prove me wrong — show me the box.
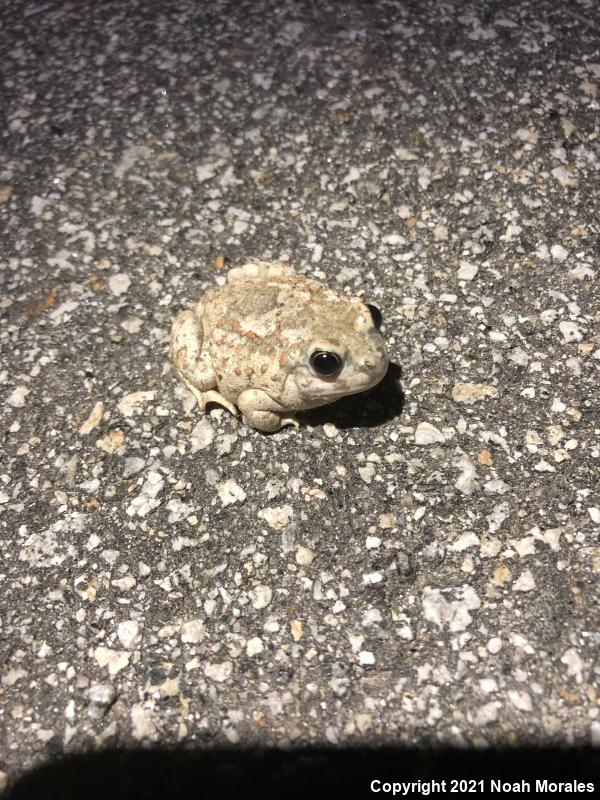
[359,463,376,484]
[78,401,104,434]
[454,453,479,495]
[550,244,568,262]
[204,661,233,682]
[118,391,155,417]
[181,620,205,643]
[217,479,246,506]
[214,433,237,456]
[189,418,215,452]
[246,637,264,657]
[422,586,481,632]
[487,638,503,654]
[249,585,272,610]
[127,471,165,517]
[117,620,140,649]
[509,691,533,712]
[7,386,30,408]
[258,505,293,531]
[474,703,500,726]
[513,571,535,592]
[452,383,498,404]
[295,546,315,566]
[414,422,445,445]
[130,704,156,740]
[108,273,131,296]
[96,430,125,454]
[457,261,478,281]
[94,646,130,675]
[88,683,116,707]
[290,620,303,641]
[558,321,582,343]
[122,457,146,478]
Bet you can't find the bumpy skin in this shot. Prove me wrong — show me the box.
[171,262,389,432]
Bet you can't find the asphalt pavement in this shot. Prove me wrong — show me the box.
[1,0,599,793]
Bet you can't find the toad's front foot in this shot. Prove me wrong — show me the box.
[183,380,239,418]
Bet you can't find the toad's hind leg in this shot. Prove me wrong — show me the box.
[171,309,238,417]
[237,388,299,433]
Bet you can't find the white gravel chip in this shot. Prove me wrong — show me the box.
[359,462,376,484]
[561,648,584,683]
[589,507,600,524]
[295,546,315,566]
[452,383,498,404]
[558,321,582,343]
[127,471,165,517]
[484,479,511,495]
[217,479,246,506]
[130,704,157,741]
[550,244,569,261]
[181,620,205,644]
[121,316,143,334]
[118,390,155,416]
[474,702,500,725]
[509,691,533,712]
[117,620,140,649]
[422,585,481,632]
[88,683,116,706]
[358,650,376,665]
[457,260,478,281]
[79,401,104,434]
[454,453,479,495]
[204,661,233,682]
[322,422,338,438]
[7,386,30,407]
[366,536,381,549]
[189,418,215,452]
[449,532,480,552]
[94,646,130,675]
[513,570,535,591]
[123,457,146,478]
[246,637,264,657]
[487,502,510,534]
[258,504,294,531]
[108,273,131,296]
[249,585,272,609]
[414,422,445,445]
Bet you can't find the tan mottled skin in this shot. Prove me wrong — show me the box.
[171,262,389,432]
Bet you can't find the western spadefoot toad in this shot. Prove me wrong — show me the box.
[171,261,389,432]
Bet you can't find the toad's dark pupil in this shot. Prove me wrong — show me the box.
[366,303,383,330]
[310,351,343,377]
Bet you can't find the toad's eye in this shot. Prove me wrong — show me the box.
[309,351,343,377]
[366,303,383,330]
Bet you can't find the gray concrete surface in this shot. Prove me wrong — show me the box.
[1,0,599,788]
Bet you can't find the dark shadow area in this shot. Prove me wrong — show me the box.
[301,361,404,430]
[6,745,599,799]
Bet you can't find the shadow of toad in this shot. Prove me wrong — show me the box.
[301,361,404,430]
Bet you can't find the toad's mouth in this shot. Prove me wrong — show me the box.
[297,358,389,403]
